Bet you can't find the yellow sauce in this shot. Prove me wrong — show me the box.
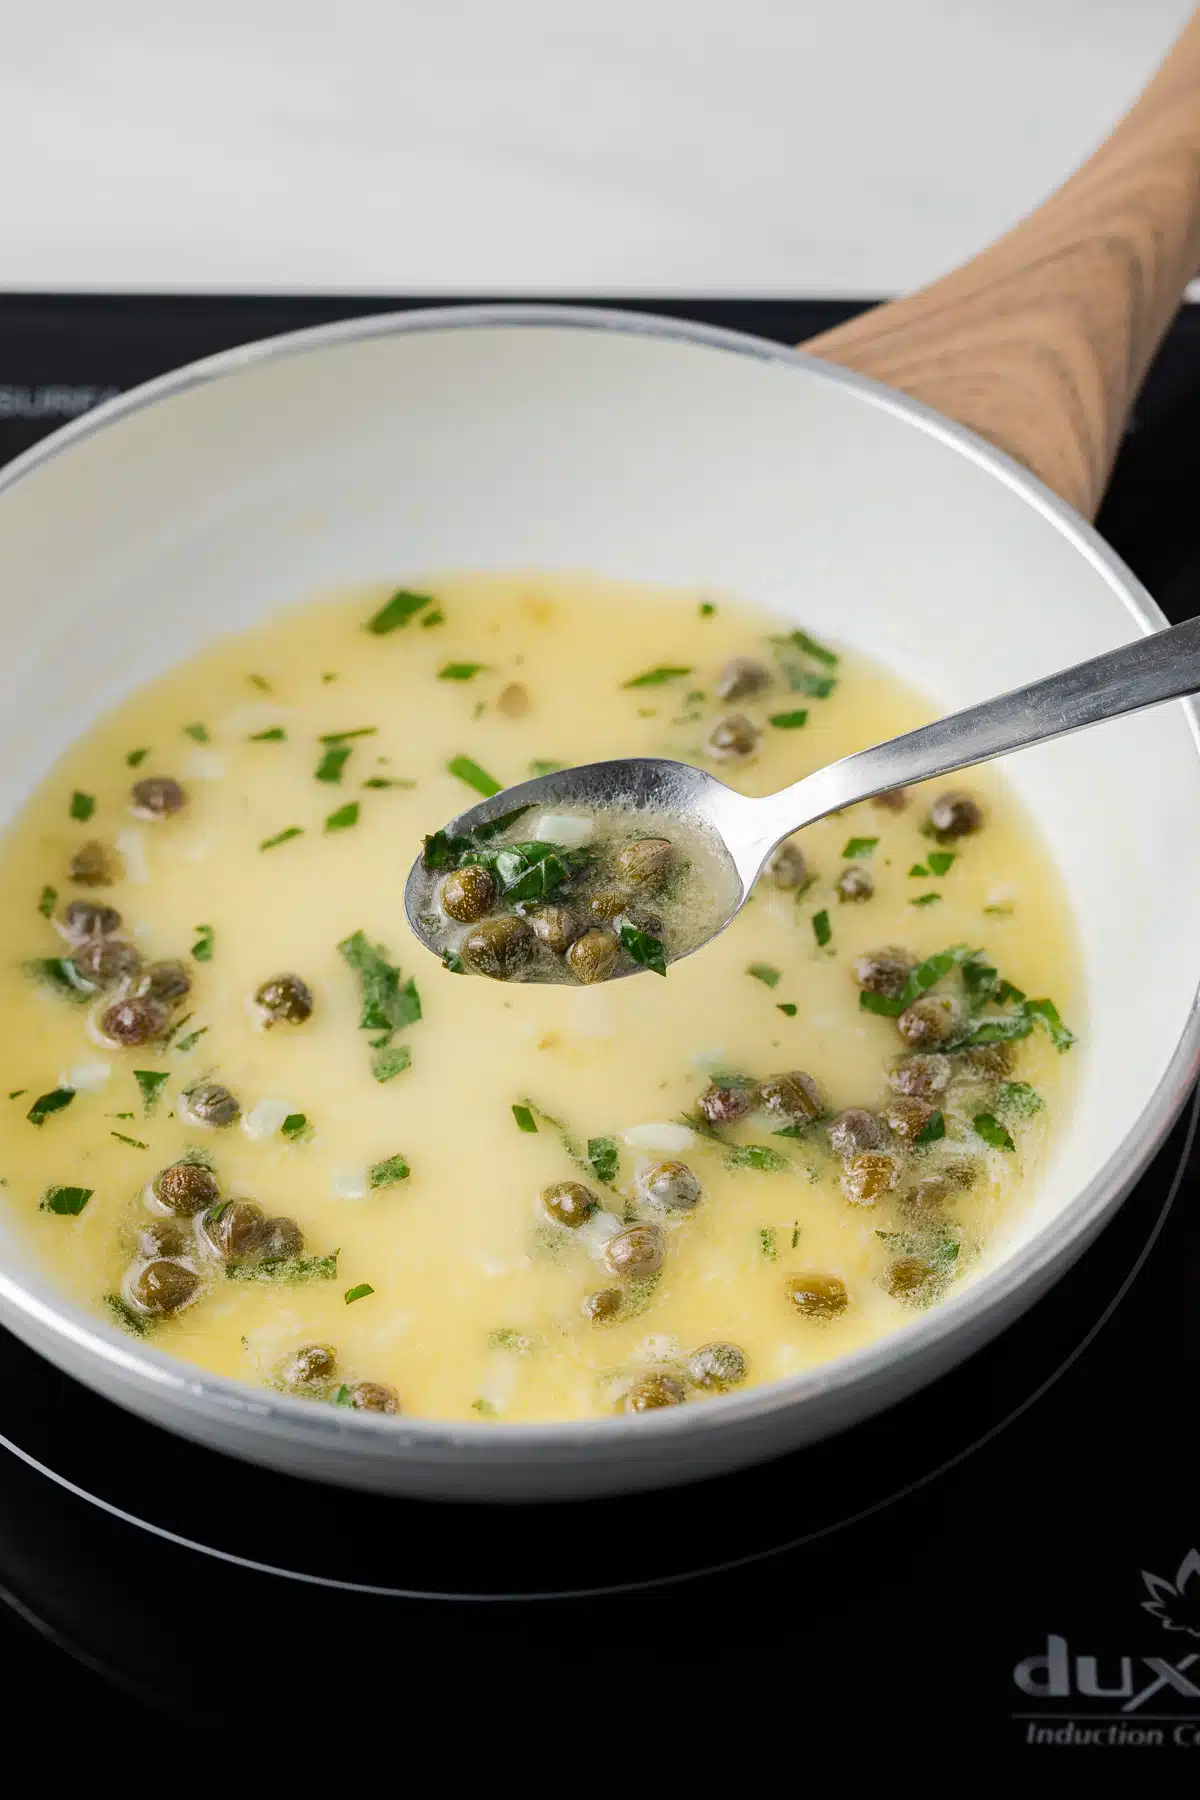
[0,573,1081,1420]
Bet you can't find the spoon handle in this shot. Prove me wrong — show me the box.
[756,615,1200,852]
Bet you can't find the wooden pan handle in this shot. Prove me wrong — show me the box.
[802,9,1200,519]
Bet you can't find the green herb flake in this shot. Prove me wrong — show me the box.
[439,663,486,681]
[928,851,957,877]
[772,628,839,667]
[372,1044,412,1083]
[105,1292,149,1335]
[769,710,809,730]
[472,1397,498,1416]
[369,1153,410,1189]
[365,589,435,634]
[1024,997,1076,1052]
[587,1137,619,1184]
[250,726,287,743]
[747,963,781,988]
[812,909,832,948]
[758,1226,778,1259]
[914,1109,946,1145]
[447,755,502,797]
[421,610,445,629]
[281,1113,308,1140]
[512,1104,538,1134]
[842,837,878,859]
[441,950,465,974]
[338,932,421,1033]
[183,722,209,743]
[786,668,837,700]
[190,923,214,963]
[528,759,564,776]
[729,1145,790,1172]
[621,666,692,689]
[69,791,95,822]
[699,601,717,617]
[315,744,352,784]
[8,1089,27,1099]
[776,1002,798,1016]
[362,777,415,789]
[319,728,377,743]
[345,1283,374,1304]
[998,1081,1045,1118]
[40,1184,92,1215]
[173,1026,208,1054]
[110,1131,149,1149]
[974,1112,1016,1151]
[133,1070,169,1113]
[227,1254,339,1284]
[331,1383,352,1406]
[909,862,930,878]
[260,826,304,850]
[126,748,150,767]
[37,884,57,918]
[248,673,271,692]
[27,1087,75,1126]
[324,802,359,832]
[619,923,667,977]
[791,1221,800,1248]
[911,893,942,908]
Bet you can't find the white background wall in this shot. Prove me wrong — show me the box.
[1,0,1194,295]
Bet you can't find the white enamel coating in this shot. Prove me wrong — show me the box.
[0,306,1197,1501]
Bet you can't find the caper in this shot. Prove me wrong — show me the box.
[965,1042,1013,1078]
[706,713,761,761]
[884,1095,938,1140]
[528,904,581,954]
[715,656,770,701]
[541,1181,599,1228]
[130,1259,201,1316]
[261,1215,304,1259]
[70,937,141,989]
[853,946,915,997]
[698,1082,754,1127]
[928,791,983,838]
[441,864,498,924]
[836,865,874,902]
[69,839,119,886]
[885,1256,940,1304]
[889,1053,952,1098]
[841,1151,900,1205]
[588,889,627,924]
[566,929,620,984]
[686,1342,748,1390]
[135,1218,190,1259]
[130,776,187,819]
[152,1160,219,1217]
[637,1160,702,1213]
[873,787,908,812]
[604,1224,666,1280]
[202,1199,267,1260]
[254,972,314,1025]
[99,996,169,1047]
[623,1374,686,1413]
[496,682,531,718]
[758,1069,823,1124]
[59,899,121,941]
[900,1176,951,1221]
[764,840,808,890]
[827,1108,883,1159]
[583,1287,623,1322]
[277,1344,337,1393]
[617,837,674,888]
[786,1273,849,1318]
[347,1380,400,1414]
[138,959,192,1005]
[897,995,957,1047]
[462,914,535,980]
[183,1080,241,1127]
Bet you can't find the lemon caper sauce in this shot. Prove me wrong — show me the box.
[0,573,1080,1421]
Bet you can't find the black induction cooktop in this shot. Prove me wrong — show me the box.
[2,294,1199,1787]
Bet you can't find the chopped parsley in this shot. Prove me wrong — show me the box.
[786,668,836,700]
[248,673,271,691]
[876,1227,960,1271]
[842,837,878,858]
[447,755,502,797]
[441,950,464,973]
[190,923,214,962]
[699,601,717,617]
[1023,997,1076,1052]
[227,1254,339,1283]
[619,922,667,976]
[909,863,929,878]
[126,748,150,767]
[369,1153,410,1188]
[729,1145,790,1172]
[768,710,809,729]
[183,722,210,743]
[621,666,692,688]
[173,1025,208,1053]
[40,1184,92,1215]
[747,963,781,987]
[315,744,352,783]
[772,628,839,667]
[777,1002,798,1016]
[812,909,832,948]
[37,884,57,918]
[421,609,445,629]
[324,802,360,832]
[587,1137,619,1183]
[105,1293,148,1335]
[758,1226,778,1259]
[928,851,956,877]
[338,932,421,1033]
[914,1110,946,1144]
[320,727,377,743]
[281,1113,308,1140]
[69,791,95,822]
[250,727,287,742]
[439,663,486,681]
[27,1087,75,1126]
[372,1044,411,1083]
[512,1104,537,1133]
[472,1397,497,1416]
[345,1283,375,1304]
[362,777,415,789]
[8,1089,26,1099]
[33,955,96,1001]
[911,893,942,907]
[975,1112,1016,1151]
[998,1081,1044,1117]
[133,1070,170,1112]
[260,826,304,850]
[528,759,564,776]
[366,589,436,634]
[110,1131,149,1149]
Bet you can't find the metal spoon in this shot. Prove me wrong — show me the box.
[406,615,1200,980]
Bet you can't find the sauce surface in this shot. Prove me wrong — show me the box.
[0,573,1081,1421]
